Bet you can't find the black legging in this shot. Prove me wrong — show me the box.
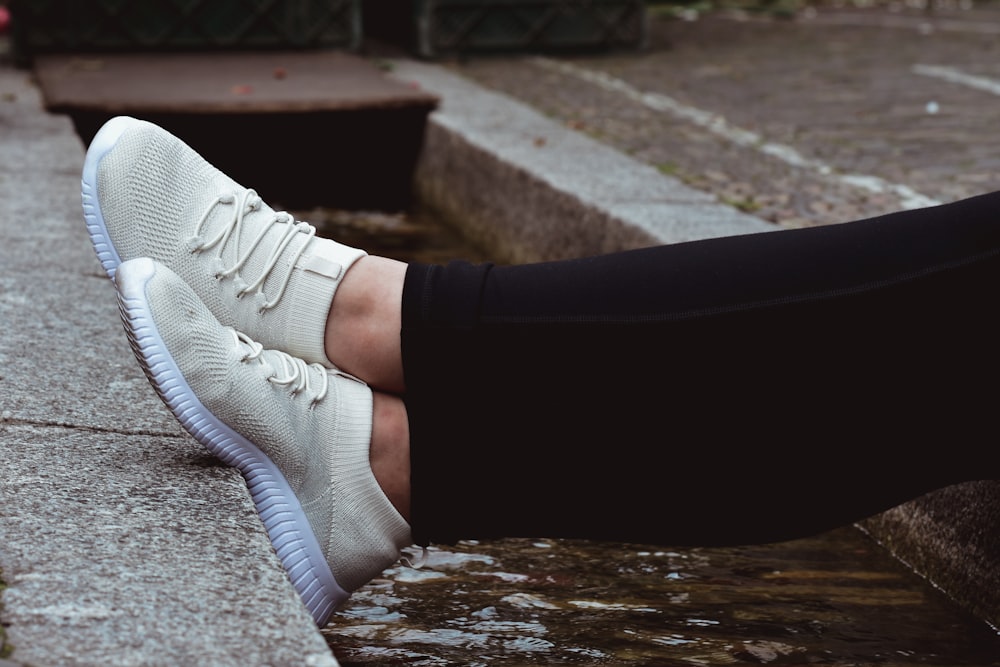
[401,190,1000,547]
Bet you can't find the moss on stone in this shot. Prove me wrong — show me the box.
[0,567,12,659]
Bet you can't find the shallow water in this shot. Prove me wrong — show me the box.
[306,206,1000,666]
[325,531,1000,666]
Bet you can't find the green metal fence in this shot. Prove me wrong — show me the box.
[10,0,360,63]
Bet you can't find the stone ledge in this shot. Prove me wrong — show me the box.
[391,59,774,264]
[0,64,338,667]
[862,481,1000,629]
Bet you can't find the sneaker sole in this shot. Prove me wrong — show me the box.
[81,115,141,280]
[115,258,347,626]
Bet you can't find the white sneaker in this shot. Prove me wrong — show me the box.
[83,116,366,368]
[115,257,411,626]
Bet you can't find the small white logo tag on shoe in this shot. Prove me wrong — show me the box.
[298,255,343,280]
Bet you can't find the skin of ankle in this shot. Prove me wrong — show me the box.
[324,256,408,394]
[370,392,411,523]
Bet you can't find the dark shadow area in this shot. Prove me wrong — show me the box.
[71,107,431,211]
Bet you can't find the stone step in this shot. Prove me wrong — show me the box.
[33,50,438,210]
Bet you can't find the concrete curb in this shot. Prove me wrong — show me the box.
[0,67,338,667]
[861,482,1000,630]
[391,59,775,264]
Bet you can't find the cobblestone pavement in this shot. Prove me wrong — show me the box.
[443,3,1000,229]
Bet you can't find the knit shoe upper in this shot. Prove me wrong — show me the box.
[83,116,366,368]
[114,257,411,626]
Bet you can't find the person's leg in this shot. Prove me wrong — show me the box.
[370,391,411,522]
[88,116,995,556]
[402,191,1000,547]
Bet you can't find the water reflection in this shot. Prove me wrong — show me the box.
[324,532,1000,666]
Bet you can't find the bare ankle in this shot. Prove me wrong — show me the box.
[370,392,411,523]
[324,256,408,392]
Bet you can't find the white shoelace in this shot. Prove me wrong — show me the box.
[233,329,329,405]
[190,189,316,312]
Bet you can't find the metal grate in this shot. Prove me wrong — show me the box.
[10,0,360,62]
[415,0,647,58]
